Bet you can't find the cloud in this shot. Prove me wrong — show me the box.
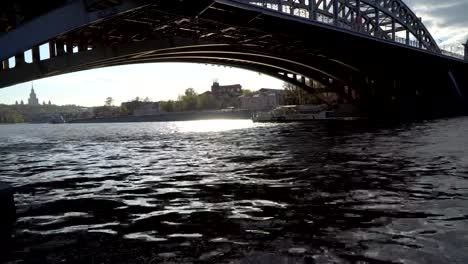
[405,0,468,47]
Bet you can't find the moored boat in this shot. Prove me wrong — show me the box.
[49,115,66,124]
[252,104,363,122]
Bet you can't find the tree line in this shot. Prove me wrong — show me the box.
[97,88,233,118]
[95,83,327,119]
[0,104,89,124]
[160,88,218,112]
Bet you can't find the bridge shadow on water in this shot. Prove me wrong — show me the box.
[2,120,468,263]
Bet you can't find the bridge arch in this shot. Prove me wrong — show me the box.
[0,37,372,105]
[1,0,465,116]
[241,0,439,52]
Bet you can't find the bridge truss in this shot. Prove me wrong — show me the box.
[241,0,440,52]
[0,0,466,115]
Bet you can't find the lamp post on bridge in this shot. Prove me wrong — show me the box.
[464,39,468,61]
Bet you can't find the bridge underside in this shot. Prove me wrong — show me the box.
[1,0,467,116]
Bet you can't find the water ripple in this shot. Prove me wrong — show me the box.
[2,119,468,263]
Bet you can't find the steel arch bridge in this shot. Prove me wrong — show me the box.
[243,0,440,52]
[0,0,467,116]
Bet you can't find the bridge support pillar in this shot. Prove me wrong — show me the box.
[2,60,9,71]
[78,42,87,52]
[32,46,40,63]
[333,0,339,25]
[0,182,15,245]
[56,40,65,56]
[300,75,306,85]
[15,53,25,67]
[66,43,74,54]
[308,0,316,20]
[49,41,57,58]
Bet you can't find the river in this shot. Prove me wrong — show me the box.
[1,119,468,263]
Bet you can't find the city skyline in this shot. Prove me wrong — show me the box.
[0,63,283,107]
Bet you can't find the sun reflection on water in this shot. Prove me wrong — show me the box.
[168,119,256,133]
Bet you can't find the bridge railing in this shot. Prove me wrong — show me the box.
[245,0,466,61]
[441,49,464,60]
[439,44,465,60]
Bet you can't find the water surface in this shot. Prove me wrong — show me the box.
[1,119,468,263]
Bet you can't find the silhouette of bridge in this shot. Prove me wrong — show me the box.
[1,0,467,115]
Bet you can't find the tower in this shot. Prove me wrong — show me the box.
[28,84,39,105]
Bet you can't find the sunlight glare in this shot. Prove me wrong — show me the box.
[170,119,255,133]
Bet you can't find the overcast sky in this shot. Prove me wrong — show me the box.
[406,0,468,47]
[0,0,466,107]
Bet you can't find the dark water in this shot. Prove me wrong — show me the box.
[1,119,468,263]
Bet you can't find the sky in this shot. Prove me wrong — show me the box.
[0,63,283,107]
[0,0,467,107]
[405,0,468,48]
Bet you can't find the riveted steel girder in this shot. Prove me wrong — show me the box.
[0,0,146,62]
[234,0,439,52]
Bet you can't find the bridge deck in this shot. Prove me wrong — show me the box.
[0,0,467,115]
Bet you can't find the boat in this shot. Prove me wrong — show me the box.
[49,115,66,124]
[252,104,331,122]
[252,104,362,122]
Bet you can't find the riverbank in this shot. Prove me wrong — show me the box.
[68,110,252,123]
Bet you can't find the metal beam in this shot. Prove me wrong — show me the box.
[32,46,40,63]
[236,0,439,52]
[2,60,9,71]
[49,41,57,58]
[0,35,357,95]
[0,0,145,62]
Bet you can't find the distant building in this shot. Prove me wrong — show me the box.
[211,82,242,98]
[240,88,285,111]
[28,86,39,105]
[199,91,213,97]
[211,81,242,108]
[20,85,52,106]
[121,101,161,116]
